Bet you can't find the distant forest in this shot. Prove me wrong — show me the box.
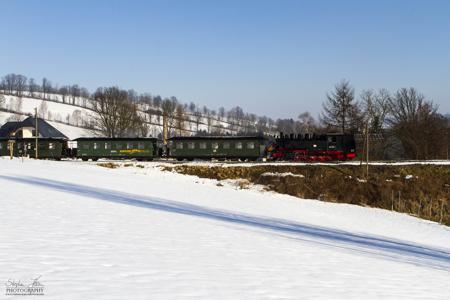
[0,73,449,160]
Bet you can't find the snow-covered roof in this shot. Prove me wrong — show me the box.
[0,117,68,139]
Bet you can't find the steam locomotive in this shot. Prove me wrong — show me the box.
[266,133,356,161]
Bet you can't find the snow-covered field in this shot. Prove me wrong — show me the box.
[0,158,449,299]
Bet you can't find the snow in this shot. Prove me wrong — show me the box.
[0,158,449,299]
[4,95,92,121]
[260,172,305,178]
[47,121,95,140]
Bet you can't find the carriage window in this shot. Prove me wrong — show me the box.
[0,143,3,150]
[138,142,145,149]
[247,142,255,149]
[212,142,219,150]
[115,143,122,149]
[105,142,111,149]
[328,136,337,142]
[83,143,89,150]
[199,142,207,149]
[223,142,230,149]
[176,142,184,149]
[235,142,243,149]
[127,142,133,149]
[93,143,98,150]
[188,142,195,149]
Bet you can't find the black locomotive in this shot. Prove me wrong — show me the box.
[266,133,356,161]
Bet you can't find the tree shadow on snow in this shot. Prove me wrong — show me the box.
[1,175,449,271]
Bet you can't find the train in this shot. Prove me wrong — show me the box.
[0,133,356,162]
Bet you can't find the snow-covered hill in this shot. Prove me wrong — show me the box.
[0,158,449,299]
[0,93,257,139]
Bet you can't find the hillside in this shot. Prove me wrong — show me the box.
[0,92,262,139]
[1,158,449,299]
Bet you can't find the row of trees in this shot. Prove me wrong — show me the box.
[320,80,449,160]
[0,73,278,135]
[0,73,90,104]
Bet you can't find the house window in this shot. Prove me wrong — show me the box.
[105,142,111,149]
[188,142,195,149]
[212,142,219,150]
[93,143,98,150]
[235,142,243,149]
[138,142,145,149]
[176,142,184,149]
[49,143,54,150]
[223,142,230,149]
[247,142,255,149]
[27,143,32,150]
[199,142,207,149]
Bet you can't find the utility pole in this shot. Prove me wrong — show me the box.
[366,122,369,179]
[162,113,168,146]
[35,107,39,159]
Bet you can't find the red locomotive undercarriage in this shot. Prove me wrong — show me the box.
[269,148,356,162]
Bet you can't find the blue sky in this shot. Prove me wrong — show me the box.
[1,0,449,118]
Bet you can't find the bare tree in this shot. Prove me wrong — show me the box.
[72,110,82,126]
[153,96,162,109]
[189,102,196,113]
[218,107,226,120]
[0,94,5,109]
[16,75,27,97]
[161,97,178,129]
[175,104,186,135]
[42,78,51,99]
[59,86,69,103]
[91,87,142,137]
[28,78,38,97]
[193,109,203,132]
[361,89,390,133]
[2,74,18,95]
[38,101,48,119]
[321,80,361,133]
[206,110,215,133]
[7,97,23,121]
[388,88,448,159]
[70,84,80,104]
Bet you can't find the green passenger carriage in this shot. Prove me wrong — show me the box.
[0,138,66,159]
[168,136,267,161]
[74,137,158,161]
